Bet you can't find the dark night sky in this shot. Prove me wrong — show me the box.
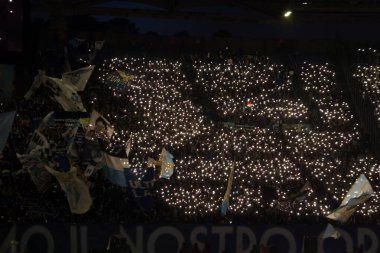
[28,0,380,40]
[94,1,380,39]
[0,0,23,52]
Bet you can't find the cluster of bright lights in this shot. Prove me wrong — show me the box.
[85,57,380,219]
[194,60,307,123]
[357,48,377,53]
[354,65,380,124]
[301,63,355,129]
[97,57,213,178]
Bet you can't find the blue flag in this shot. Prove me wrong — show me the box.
[102,164,128,187]
[221,200,229,216]
[0,111,16,154]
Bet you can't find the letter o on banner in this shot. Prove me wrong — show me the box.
[358,228,379,253]
[147,226,185,253]
[260,227,296,253]
[317,228,353,253]
[20,226,54,253]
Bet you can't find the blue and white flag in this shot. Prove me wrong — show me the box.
[327,174,374,223]
[0,111,15,154]
[99,138,130,187]
[62,65,95,91]
[102,153,130,187]
[322,224,340,239]
[159,148,174,179]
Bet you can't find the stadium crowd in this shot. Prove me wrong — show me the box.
[354,64,380,126]
[0,47,380,227]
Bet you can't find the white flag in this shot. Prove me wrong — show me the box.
[45,77,86,112]
[44,165,92,214]
[62,65,95,91]
[125,137,132,157]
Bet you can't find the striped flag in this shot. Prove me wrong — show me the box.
[99,137,130,187]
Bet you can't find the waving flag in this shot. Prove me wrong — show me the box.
[62,122,80,155]
[159,148,174,179]
[322,224,340,239]
[19,125,54,192]
[26,71,87,111]
[45,77,86,112]
[27,130,49,153]
[283,181,312,203]
[62,65,95,91]
[17,147,52,193]
[44,164,92,214]
[38,111,55,132]
[221,164,234,216]
[126,137,132,157]
[327,174,374,223]
[24,70,46,100]
[116,70,135,82]
[0,111,15,154]
[99,137,130,187]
